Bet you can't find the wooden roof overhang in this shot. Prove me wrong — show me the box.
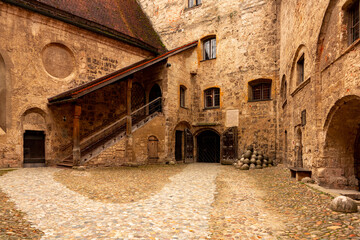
[48,40,198,105]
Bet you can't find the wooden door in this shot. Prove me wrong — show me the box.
[148,136,159,163]
[222,127,238,160]
[175,131,183,161]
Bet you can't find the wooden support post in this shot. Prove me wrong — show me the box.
[73,104,82,166]
[126,78,132,136]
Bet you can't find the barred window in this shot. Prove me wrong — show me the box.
[203,38,216,60]
[204,88,220,108]
[189,0,201,8]
[349,1,360,44]
[248,79,272,101]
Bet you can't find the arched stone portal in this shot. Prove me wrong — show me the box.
[321,96,360,189]
[197,130,220,163]
[149,84,162,114]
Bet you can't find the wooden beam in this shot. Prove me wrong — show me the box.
[126,79,132,135]
[73,104,82,166]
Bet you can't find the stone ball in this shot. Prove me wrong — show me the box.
[257,150,263,156]
[169,160,176,165]
[241,164,249,170]
[262,164,268,168]
[258,155,263,161]
[268,159,273,165]
[263,160,268,164]
[244,150,252,159]
[235,164,242,169]
[255,165,262,169]
[250,158,256,164]
[330,196,358,213]
[256,160,262,165]
[253,151,258,156]
[301,177,315,184]
[249,163,256,170]
[243,158,250,165]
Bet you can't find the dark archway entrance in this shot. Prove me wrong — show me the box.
[197,130,220,163]
[355,128,360,190]
[323,96,360,189]
[23,130,45,165]
[149,84,162,114]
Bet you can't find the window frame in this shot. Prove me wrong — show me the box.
[297,54,305,85]
[248,79,272,102]
[349,0,360,44]
[204,87,220,109]
[202,38,216,61]
[188,0,201,8]
[180,85,186,108]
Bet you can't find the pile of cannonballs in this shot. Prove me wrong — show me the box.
[234,145,274,170]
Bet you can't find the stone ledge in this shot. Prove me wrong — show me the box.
[291,77,311,97]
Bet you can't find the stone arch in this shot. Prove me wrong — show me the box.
[321,95,360,189]
[0,50,13,133]
[21,107,48,167]
[195,128,221,163]
[316,0,339,62]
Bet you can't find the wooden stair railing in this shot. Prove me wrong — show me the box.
[57,97,162,167]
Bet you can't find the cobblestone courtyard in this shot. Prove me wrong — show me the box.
[0,164,359,239]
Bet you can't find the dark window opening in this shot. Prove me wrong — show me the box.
[203,38,216,60]
[349,0,360,44]
[189,0,201,8]
[204,88,220,108]
[180,86,186,108]
[297,55,305,84]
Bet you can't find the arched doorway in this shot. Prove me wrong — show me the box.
[197,130,220,163]
[149,84,162,114]
[322,96,360,189]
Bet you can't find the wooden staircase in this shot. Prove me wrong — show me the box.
[57,97,162,168]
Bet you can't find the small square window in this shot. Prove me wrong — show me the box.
[203,38,216,60]
[349,1,360,44]
[204,88,220,108]
[189,0,201,8]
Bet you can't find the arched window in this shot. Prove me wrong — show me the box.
[202,37,216,60]
[180,85,186,108]
[248,79,272,101]
[204,87,220,108]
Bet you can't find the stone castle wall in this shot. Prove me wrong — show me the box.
[0,2,154,167]
[139,0,280,159]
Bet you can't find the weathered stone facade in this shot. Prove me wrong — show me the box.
[0,0,360,191]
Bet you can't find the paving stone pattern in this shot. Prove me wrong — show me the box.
[0,164,220,239]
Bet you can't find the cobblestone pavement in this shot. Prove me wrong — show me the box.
[1,164,359,239]
[0,164,219,239]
